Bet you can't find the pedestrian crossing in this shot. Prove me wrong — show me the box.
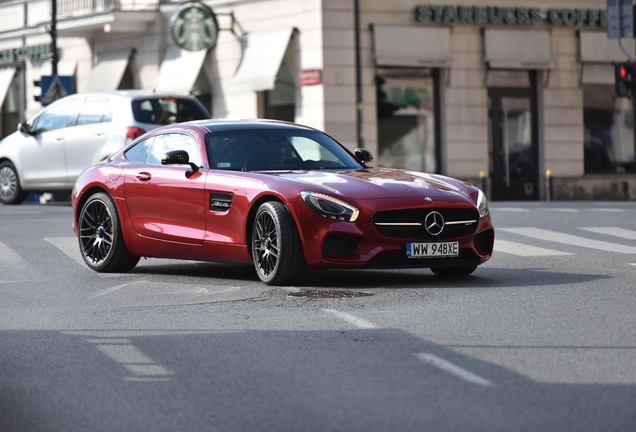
[1,224,635,277]
[497,227,636,255]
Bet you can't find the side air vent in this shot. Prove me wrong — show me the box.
[209,192,233,212]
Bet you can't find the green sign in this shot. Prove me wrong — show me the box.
[0,43,52,66]
[415,5,607,27]
[171,1,220,52]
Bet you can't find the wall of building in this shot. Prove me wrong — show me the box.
[1,0,634,200]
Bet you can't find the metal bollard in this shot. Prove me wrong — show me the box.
[545,169,552,201]
[479,171,487,195]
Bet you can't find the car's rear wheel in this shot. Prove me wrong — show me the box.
[251,201,306,285]
[430,265,478,277]
[78,192,139,272]
[0,161,26,205]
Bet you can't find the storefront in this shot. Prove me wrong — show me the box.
[0,0,634,200]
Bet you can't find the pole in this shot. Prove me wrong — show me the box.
[51,0,58,76]
[354,0,363,148]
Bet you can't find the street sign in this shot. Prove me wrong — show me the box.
[40,75,73,106]
[607,0,634,39]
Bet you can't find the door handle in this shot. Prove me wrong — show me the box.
[136,172,151,181]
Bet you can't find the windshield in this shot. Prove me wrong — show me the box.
[205,129,364,171]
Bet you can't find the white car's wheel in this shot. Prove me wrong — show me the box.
[0,161,26,205]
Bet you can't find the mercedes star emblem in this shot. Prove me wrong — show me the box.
[424,211,444,236]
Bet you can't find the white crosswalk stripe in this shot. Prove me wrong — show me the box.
[45,237,84,267]
[494,239,572,256]
[0,240,36,283]
[499,227,636,254]
[580,227,636,241]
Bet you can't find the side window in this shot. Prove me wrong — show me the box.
[124,137,155,163]
[31,98,80,133]
[290,136,327,161]
[76,96,111,126]
[147,133,202,166]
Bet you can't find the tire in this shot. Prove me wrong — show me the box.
[430,265,478,277]
[78,192,139,272]
[0,161,26,205]
[251,201,306,285]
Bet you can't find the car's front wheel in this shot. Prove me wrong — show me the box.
[430,265,478,277]
[78,192,139,272]
[0,161,26,205]
[251,201,306,285]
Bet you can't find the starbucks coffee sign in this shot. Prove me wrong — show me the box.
[415,4,607,27]
[171,1,219,52]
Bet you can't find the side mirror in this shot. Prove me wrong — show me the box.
[161,150,200,177]
[354,148,373,163]
[18,122,33,135]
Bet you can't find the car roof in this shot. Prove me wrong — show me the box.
[193,119,320,133]
[50,90,199,104]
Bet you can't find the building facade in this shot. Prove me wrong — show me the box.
[0,0,634,200]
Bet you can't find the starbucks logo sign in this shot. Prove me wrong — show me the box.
[171,1,219,52]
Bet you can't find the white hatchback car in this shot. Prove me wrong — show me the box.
[0,90,210,204]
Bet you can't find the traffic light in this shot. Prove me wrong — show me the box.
[614,62,632,99]
[33,79,42,102]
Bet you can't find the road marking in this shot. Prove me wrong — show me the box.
[494,239,572,257]
[92,338,172,382]
[589,208,624,213]
[491,207,530,212]
[0,240,35,283]
[45,237,84,266]
[0,240,29,268]
[499,228,636,254]
[580,227,636,241]
[322,309,378,329]
[92,280,149,298]
[414,353,494,387]
[545,208,579,213]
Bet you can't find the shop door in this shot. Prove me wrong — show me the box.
[489,88,538,201]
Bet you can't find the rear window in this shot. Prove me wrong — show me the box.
[132,97,209,125]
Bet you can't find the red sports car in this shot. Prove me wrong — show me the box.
[72,119,494,285]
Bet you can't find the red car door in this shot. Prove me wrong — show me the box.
[123,133,206,245]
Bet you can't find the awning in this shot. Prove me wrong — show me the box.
[85,49,132,92]
[580,31,635,62]
[0,67,16,108]
[229,28,295,92]
[153,44,207,95]
[581,64,614,85]
[373,25,451,67]
[485,29,551,69]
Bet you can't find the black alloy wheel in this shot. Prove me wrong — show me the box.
[252,201,306,285]
[0,161,26,205]
[78,192,139,272]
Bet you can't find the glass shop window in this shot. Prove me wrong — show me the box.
[583,84,635,173]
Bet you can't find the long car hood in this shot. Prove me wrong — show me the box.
[273,167,475,202]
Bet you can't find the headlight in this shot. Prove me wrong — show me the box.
[300,191,359,222]
[476,188,489,218]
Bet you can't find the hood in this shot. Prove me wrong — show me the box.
[271,167,475,203]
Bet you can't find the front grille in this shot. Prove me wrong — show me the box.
[374,208,479,240]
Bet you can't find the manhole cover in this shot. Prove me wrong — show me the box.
[288,290,373,299]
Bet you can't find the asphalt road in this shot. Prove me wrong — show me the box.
[1,201,635,432]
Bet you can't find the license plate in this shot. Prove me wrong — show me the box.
[406,241,459,258]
